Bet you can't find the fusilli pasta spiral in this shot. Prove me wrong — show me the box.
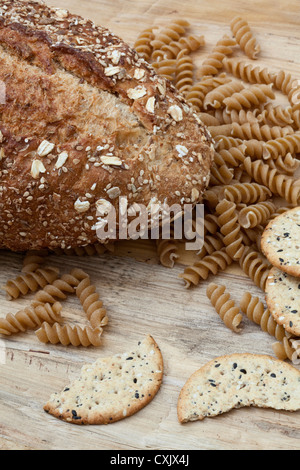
[230,16,260,59]
[218,182,272,204]
[257,103,293,127]
[272,70,298,101]
[266,152,300,174]
[231,122,294,140]
[0,302,62,336]
[35,322,103,347]
[214,145,246,168]
[33,268,89,306]
[197,233,224,259]
[215,200,244,259]
[5,267,60,300]
[174,50,194,94]
[196,35,236,78]
[134,27,156,60]
[262,132,300,159]
[222,57,274,84]
[238,245,271,291]
[206,283,243,332]
[156,238,180,268]
[272,337,300,364]
[209,162,234,186]
[240,292,285,341]
[150,19,190,52]
[237,200,276,228]
[223,84,275,111]
[203,80,244,110]
[75,276,108,328]
[179,247,233,288]
[243,156,300,205]
[214,108,259,125]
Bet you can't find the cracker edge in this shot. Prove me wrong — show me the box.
[177,352,300,423]
[43,334,164,425]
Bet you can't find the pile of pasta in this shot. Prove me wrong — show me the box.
[0,249,108,347]
[135,16,300,363]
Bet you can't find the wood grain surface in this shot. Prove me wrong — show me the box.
[1,0,300,451]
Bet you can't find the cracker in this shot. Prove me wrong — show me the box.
[265,266,300,336]
[261,207,300,277]
[177,353,300,422]
[44,335,163,424]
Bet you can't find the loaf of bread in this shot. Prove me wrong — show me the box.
[0,0,214,252]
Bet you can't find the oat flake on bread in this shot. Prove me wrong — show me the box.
[0,0,214,252]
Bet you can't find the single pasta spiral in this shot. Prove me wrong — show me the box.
[33,268,89,306]
[223,84,275,111]
[206,283,243,332]
[5,267,60,300]
[230,122,294,140]
[266,152,300,174]
[272,70,299,101]
[218,182,272,204]
[238,200,276,228]
[197,233,224,259]
[214,145,246,168]
[75,276,108,328]
[262,132,300,159]
[272,337,300,364]
[35,322,103,347]
[214,108,259,125]
[203,80,244,109]
[150,19,190,52]
[213,135,244,151]
[0,302,62,336]
[238,245,271,291]
[174,50,194,94]
[257,103,293,127]
[215,200,244,259]
[156,238,180,268]
[243,157,300,205]
[179,247,233,288]
[197,112,220,126]
[222,57,274,84]
[240,292,285,341]
[134,27,156,60]
[209,162,234,186]
[196,35,237,78]
[230,16,260,59]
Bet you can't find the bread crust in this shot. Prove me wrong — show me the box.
[0,0,213,252]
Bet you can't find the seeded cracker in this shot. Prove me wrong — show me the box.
[44,335,163,424]
[261,207,300,278]
[265,266,300,336]
[177,353,300,423]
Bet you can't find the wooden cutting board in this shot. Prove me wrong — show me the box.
[1,0,300,451]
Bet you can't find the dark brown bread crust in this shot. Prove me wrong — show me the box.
[0,0,214,252]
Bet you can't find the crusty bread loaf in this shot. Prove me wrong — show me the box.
[0,0,214,252]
